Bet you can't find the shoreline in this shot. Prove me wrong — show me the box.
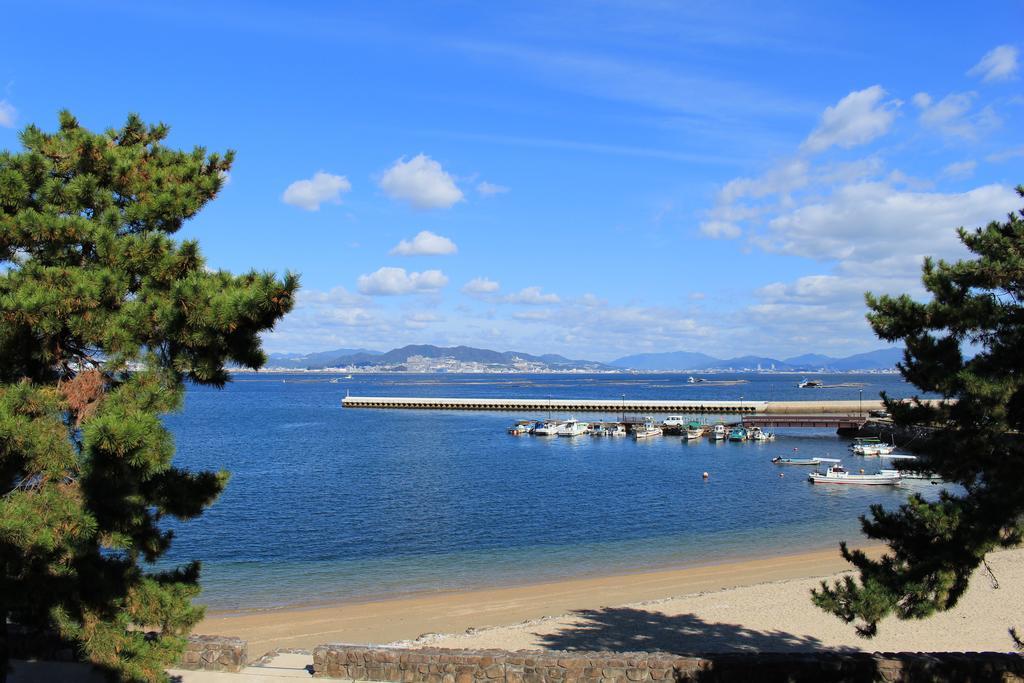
[195,545,1024,657]
[195,545,884,653]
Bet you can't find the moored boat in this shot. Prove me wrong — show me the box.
[728,426,747,442]
[533,420,563,436]
[747,426,775,442]
[683,421,704,440]
[557,419,589,437]
[607,424,628,437]
[808,459,901,485]
[633,418,663,439]
[772,456,821,465]
[709,423,727,441]
[507,420,534,435]
[852,443,896,456]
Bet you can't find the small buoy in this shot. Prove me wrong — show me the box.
[703,471,709,479]
[779,472,785,478]
[860,468,865,474]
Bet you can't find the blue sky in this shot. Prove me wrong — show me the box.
[2,1,1022,361]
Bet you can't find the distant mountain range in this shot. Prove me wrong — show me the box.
[609,347,904,371]
[267,344,608,370]
[264,344,905,372]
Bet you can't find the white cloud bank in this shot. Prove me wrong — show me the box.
[390,230,458,256]
[282,171,351,210]
[462,277,500,295]
[357,267,448,295]
[504,286,561,305]
[0,100,16,128]
[801,85,898,153]
[967,45,1019,82]
[379,154,464,209]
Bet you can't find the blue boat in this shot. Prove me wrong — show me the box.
[728,427,747,442]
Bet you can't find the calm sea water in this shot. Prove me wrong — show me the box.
[161,373,939,611]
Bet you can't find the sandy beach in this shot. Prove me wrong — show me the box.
[196,545,1024,656]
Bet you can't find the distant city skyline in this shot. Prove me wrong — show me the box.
[2,2,1022,360]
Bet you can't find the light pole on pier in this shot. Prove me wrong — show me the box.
[621,393,625,423]
[859,389,863,418]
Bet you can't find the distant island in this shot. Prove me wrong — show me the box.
[259,344,904,373]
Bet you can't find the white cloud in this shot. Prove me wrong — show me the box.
[764,181,1019,268]
[911,92,932,109]
[504,286,561,305]
[462,277,500,295]
[699,220,742,239]
[801,86,899,153]
[282,171,351,210]
[918,92,1000,140]
[356,267,449,295]
[941,160,977,179]
[0,100,16,128]
[967,45,1019,82]
[379,154,464,209]
[718,159,809,204]
[390,230,458,256]
[477,181,509,196]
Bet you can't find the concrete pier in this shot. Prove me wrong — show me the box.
[341,395,888,416]
[342,396,763,413]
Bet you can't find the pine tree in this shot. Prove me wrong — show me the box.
[0,112,297,681]
[812,186,1024,643]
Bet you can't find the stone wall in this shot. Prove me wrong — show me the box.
[311,645,1024,682]
[176,634,248,672]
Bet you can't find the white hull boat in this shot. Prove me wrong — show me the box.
[633,419,663,439]
[557,419,589,437]
[808,460,900,485]
[533,421,563,436]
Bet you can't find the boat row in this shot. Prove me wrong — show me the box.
[509,419,630,437]
[508,418,775,442]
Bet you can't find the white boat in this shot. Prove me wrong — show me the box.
[798,378,823,388]
[607,424,628,437]
[687,376,704,383]
[507,420,534,435]
[633,419,663,439]
[557,419,589,437]
[590,424,608,436]
[747,426,775,442]
[709,424,727,441]
[533,421,563,436]
[684,421,704,440]
[808,459,901,485]
[852,443,896,456]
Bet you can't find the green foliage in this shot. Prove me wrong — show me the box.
[812,186,1024,643]
[0,112,297,681]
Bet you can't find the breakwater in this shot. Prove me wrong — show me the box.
[341,396,884,415]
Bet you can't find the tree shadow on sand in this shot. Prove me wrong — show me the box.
[535,607,858,655]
